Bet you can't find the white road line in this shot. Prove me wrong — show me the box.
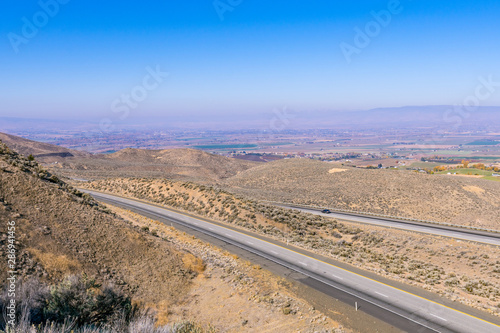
[247,241,254,245]
[299,262,308,266]
[331,274,344,280]
[270,250,278,255]
[208,227,215,231]
[225,233,232,237]
[430,313,448,322]
[375,291,389,298]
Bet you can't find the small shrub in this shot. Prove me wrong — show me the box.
[0,275,138,331]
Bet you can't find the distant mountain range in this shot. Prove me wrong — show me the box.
[289,106,500,129]
[1,105,498,131]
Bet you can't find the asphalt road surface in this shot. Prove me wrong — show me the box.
[84,190,500,333]
[280,205,500,246]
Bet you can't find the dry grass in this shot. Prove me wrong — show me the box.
[222,158,500,229]
[26,248,82,279]
[182,253,206,274]
[328,168,347,173]
[463,185,486,194]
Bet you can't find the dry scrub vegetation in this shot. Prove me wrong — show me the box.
[0,143,193,305]
[58,148,255,182]
[81,177,500,316]
[222,158,500,230]
[0,140,347,332]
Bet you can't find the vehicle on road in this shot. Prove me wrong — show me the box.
[321,209,331,214]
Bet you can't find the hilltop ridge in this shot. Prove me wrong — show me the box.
[0,132,90,162]
[0,133,258,182]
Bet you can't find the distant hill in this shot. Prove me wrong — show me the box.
[0,132,90,162]
[0,132,258,181]
[222,158,500,229]
[99,147,258,181]
[108,147,253,168]
[286,106,500,129]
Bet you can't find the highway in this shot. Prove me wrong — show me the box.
[279,205,500,246]
[85,190,500,333]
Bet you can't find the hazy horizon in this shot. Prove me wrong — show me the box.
[1,105,499,134]
[2,1,500,122]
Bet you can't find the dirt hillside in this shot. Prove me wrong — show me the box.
[0,132,90,163]
[103,147,257,180]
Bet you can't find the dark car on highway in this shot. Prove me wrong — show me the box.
[321,209,331,214]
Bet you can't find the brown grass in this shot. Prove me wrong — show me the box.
[27,248,82,279]
[222,158,500,229]
[183,253,206,274]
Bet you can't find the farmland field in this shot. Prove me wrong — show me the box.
[437,168,500,181]
[437,168,494,176]
[466,140,499,145]
[193,144,258,149]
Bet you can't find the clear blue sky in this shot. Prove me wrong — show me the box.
[1,0,499,120]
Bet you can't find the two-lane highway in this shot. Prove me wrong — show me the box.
[278,205,500,246]
[84,190,500,333]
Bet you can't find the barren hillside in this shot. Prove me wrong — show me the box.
[0,132,90,163]
[0,133,258,182]
[52,148,257,181]
[0,140,194,305]
[103,147,257,180]
[222,158,500,229]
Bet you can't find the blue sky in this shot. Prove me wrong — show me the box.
[1,0,499,121]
